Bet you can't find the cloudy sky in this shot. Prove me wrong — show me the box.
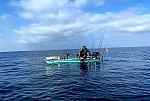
[0,0,150,52]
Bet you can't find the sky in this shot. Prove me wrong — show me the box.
[0,0,150,52]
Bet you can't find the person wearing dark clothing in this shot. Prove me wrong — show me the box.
[65,53,70,59]
[77,46,91,59]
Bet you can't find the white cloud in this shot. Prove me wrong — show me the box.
[0,14,14,34]
[74,0,104,8]
[74,0,88,8]
[11,0,73,20]
[105,14,150,33]
[15,21,91,43]
[10,0,150,46]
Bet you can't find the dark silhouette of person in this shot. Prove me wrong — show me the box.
[77,46,91,60]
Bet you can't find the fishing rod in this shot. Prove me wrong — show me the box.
[98,31,105,62]
[98,31,104,53]
[92,33,95,52]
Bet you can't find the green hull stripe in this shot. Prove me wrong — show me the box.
[46,58,100,64]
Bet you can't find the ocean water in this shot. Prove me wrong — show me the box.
[0,47,150,101]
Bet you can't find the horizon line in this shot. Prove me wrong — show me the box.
[0,45,150,53]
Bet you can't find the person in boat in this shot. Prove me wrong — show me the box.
[65,53,70,59]
[77,46,91,59]
[92,51,100,59]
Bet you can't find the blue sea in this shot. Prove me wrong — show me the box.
[0,47,150,101]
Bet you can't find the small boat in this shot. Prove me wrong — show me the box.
[45,45,104,65]
[45,57,100,64]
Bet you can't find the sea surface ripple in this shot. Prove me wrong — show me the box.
[0,47,150,101]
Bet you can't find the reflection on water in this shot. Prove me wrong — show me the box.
[46,62,101,76]
[1,47,150,100]
[80,63,88,75]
